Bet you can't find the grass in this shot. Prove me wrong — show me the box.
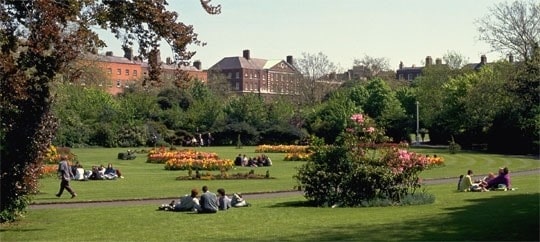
[1,175,538,241]
[1,146,538,241]
[32,146,539,204]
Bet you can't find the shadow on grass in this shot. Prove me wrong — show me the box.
[268,193,539,241]
[267,200,315,208]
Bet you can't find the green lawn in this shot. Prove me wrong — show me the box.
[1,175,538,241]
[32,146,539,204]
[1,146,538,241]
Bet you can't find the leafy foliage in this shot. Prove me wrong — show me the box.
[0,0,220,222]
[295,114,442,207]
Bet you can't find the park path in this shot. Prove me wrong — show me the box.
[29,168,540,210]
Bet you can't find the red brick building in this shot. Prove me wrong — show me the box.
[79,48,207,95]
[209,50,301,96]
[142,55,207,85]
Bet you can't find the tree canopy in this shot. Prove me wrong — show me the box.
[0,0,220,222]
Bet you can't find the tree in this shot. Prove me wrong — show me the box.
[442,50,469,70]
[294,52,338,105]
[476,0,540,61]
[491,43,540,154]
[206,68,231,99]
[363,78,407,142]
[352,54,391,79]
[412,64,463,144]
[305,92,360,144]
[442,64,515,147]
[0,0,220,222]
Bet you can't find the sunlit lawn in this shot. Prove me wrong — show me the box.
[1,175,538,241]
[1,146,538,241]
[31,146,539,204]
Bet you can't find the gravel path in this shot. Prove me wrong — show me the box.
[29,168,539,210]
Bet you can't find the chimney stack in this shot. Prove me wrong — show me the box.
[480,55,487,64]
[123,47,133,61]
[425,56,433,66]
[508,54,514,63]
[243,49,250,60]
[105,51,113,56]
[166,57,171,65]
[399,61,403,70]
[193,60,202,70]
[286,55,293,65]
[435,58,442,65]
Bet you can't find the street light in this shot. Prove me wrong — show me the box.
[415,101,420,145]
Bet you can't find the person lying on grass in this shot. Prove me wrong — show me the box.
[159,188,200,212]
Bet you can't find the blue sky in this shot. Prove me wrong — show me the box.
[99,0,508,71]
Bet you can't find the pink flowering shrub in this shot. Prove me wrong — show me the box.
[295,113,443,207]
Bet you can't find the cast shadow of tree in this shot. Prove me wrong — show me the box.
[266,193,539,241]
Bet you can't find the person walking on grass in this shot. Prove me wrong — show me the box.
[56,155,77,199]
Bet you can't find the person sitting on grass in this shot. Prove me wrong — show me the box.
[104,163,124,179]
[231,193,250,207]
[159,188,201,212]
[217,188,231,211]
[174,188,201,212]
[198,185,219,213]
[459,170,486,192]
[486,167,511,190]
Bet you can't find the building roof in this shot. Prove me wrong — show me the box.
[141,62,202,71]
[82,53,140,65]
[211,56,268,70]
[263,59,282,69]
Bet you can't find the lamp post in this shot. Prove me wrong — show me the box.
[415,101,420,145]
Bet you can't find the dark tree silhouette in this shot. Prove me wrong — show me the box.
[0,0,220,222]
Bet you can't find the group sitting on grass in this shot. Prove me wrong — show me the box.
[458,167,512,192]
[69,163,124,181]
[234,154,272,167]
[158,185,250,212]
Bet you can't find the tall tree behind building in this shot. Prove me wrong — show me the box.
[476,0,540,61]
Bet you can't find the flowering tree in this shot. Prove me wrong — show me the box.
[295,114,443,207]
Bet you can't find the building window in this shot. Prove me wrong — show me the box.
[133,70,138,76]
[235,72,240,79]
[107,68,112,74]
[398,74,404,80]
[125,69,129,76]
[235,81,240,90]
[227,72,232,79]
[407,74,413,80]
[116,69,121,75]
[116,80,121,87]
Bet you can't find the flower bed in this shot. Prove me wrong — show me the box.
[39,146,79,178]
[39,164,58,178]
[176,169,273,180]
[255,145,309,153]
[283,152,312,161]
[147,148,232,171]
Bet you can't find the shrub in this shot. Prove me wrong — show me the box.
[449,136,461,154]
[295,113,443,207]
